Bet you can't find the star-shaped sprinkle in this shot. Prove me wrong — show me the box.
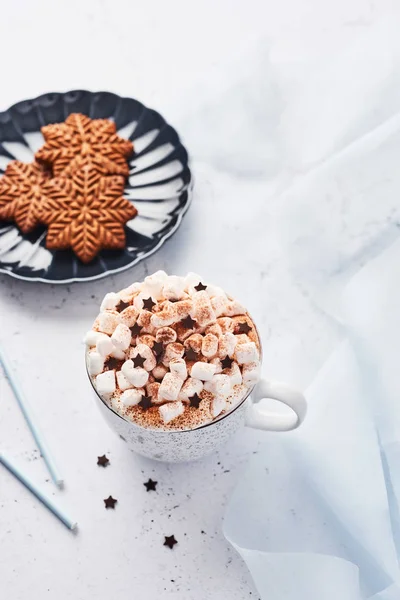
[194,282,207,292]
[97,455,110,467]
[164,535,178,549]
[142,297,156,311]
[221,356,233,369]
[130,322,142,336]
[144,478,158,492]
[104,495,117,509]
[181,315,197,329]
[152,342,164,357]
[104,356,123,370]
[189,393,202,409]
[116,300,130,312]
[139,395,153,410]
[132,354,146,368]
[236,321,252,334]
[185,347,198,362]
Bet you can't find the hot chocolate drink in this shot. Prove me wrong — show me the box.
[85,272,261,430]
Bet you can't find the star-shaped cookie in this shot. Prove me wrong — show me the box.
[0,161,51,233]
[40,166,137,263]
[36,113,133,177]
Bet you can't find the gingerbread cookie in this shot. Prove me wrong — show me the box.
[40,165,137,263]
[0,161,51,233]
[36,113,133,177]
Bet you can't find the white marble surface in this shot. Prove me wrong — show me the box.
[0,0,398,598]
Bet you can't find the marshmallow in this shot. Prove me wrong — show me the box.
[119,305,139,327]
[211,295,229,318]
[152,364,168,380]
[218,332,237,358]
[111,347,126,360]
[210,357,223,374]
[151,302,176,328]
[142,270,168,300]
[242,362,261,385]
[111,323,131,351]
[83,330,104,346]
[162,342,184,367]
[235,342,259,365]
[169,358,187,380]
[96,334,114,357]
[226,362,243,386]
[184,272,203,292]
[159,372,184,401]
[100,292,120,312]
[119,282,141,302]
[87,351,104,375]
[138,334,156,347]
[184,333,203,354]
[137,310,156,334]
[129,343,156,371]
[217,317,234,333]
[95,370,116,396]
[121,360,149,387]
[205,323,222,338]
[202,333,218,358]
[146,382,161,403]
[191,361,217,381]
[162,275,186,301]
[159,401,184,424]
[178,377,203,401]
[211,396,227,418]
[97,311,120,334]
[190,291,216,327]
[120,388,144,407]
[156,327,177,344]
[204,374,231,397]
[235,334,251,345]
[174,299,193,320]
[116,370,133,391]
[206,284,227,299]
[224,300,247,317]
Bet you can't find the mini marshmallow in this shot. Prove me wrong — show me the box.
[242,362,261,385]
[97,311,120,335]
[95,370,116,396]
[184,333,203,354]
[190,291,216,327]
[151,302,176,328]
[116,370,133,391]
[100,292,120,312]
[174,299,193,320]
[178,377,203,401]
[162,342,184,367]
[146,382,161,403]
[130,343,156,371]
[191,361,217,381]
[111,347,126,360]
[87,351,104,375]
[205,323,222,338]
[142,270,168,300]
[96,334,115,357]
[218,332,237,358]
[210,357,223,374]
[169,358,187,380]
[235,342,259,365]
[159,401,185,424]
[207,374,231,397]
[83,330,104,346]
[121,360,149,387]
[206,284,227,299]
[119,305,139,327]
[152,364,168,380]
[235,334,251,345]
[211,396,227,418]
[159,372,183,401]
[156,327,177,344]
[184,272,203,292]
[227,362,243,386]
[119,282,141,302]
[162,275,186,301]
[120,388,144,407]
[224,300,247,317]
[137,310,156,334]
[202,333,218,358]
[138,334,156,347]
[211,295,229,318]
[111,323,131,351]
[217,317,234,333]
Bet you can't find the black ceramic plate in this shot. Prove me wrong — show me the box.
[0,91,192,283]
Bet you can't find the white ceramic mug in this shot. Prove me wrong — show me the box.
[88,362,307,462]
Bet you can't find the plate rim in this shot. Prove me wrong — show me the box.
[0,89,192,285]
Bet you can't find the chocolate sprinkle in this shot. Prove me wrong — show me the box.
[116,300,130,312]
[152,342,164,357]
[132,354,146,368]
[221,356,233,369]
[104,495,117,509]
[97,455,110,467]
[144,478,158,492]
[130,322,142,336]
[181,315,197,329]
[104,356,123,371]
[139,395,153,410]
[164,535,178,549]
[189,393,202,409]
[194,282,207,292]
[236,321,252,334]
[143,297,156,311]
[184,347,198,362]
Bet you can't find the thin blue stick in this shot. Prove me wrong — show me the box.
[0,345,63,487]
[0,452,77,531]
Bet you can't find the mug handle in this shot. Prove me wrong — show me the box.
[245,379,307,432]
